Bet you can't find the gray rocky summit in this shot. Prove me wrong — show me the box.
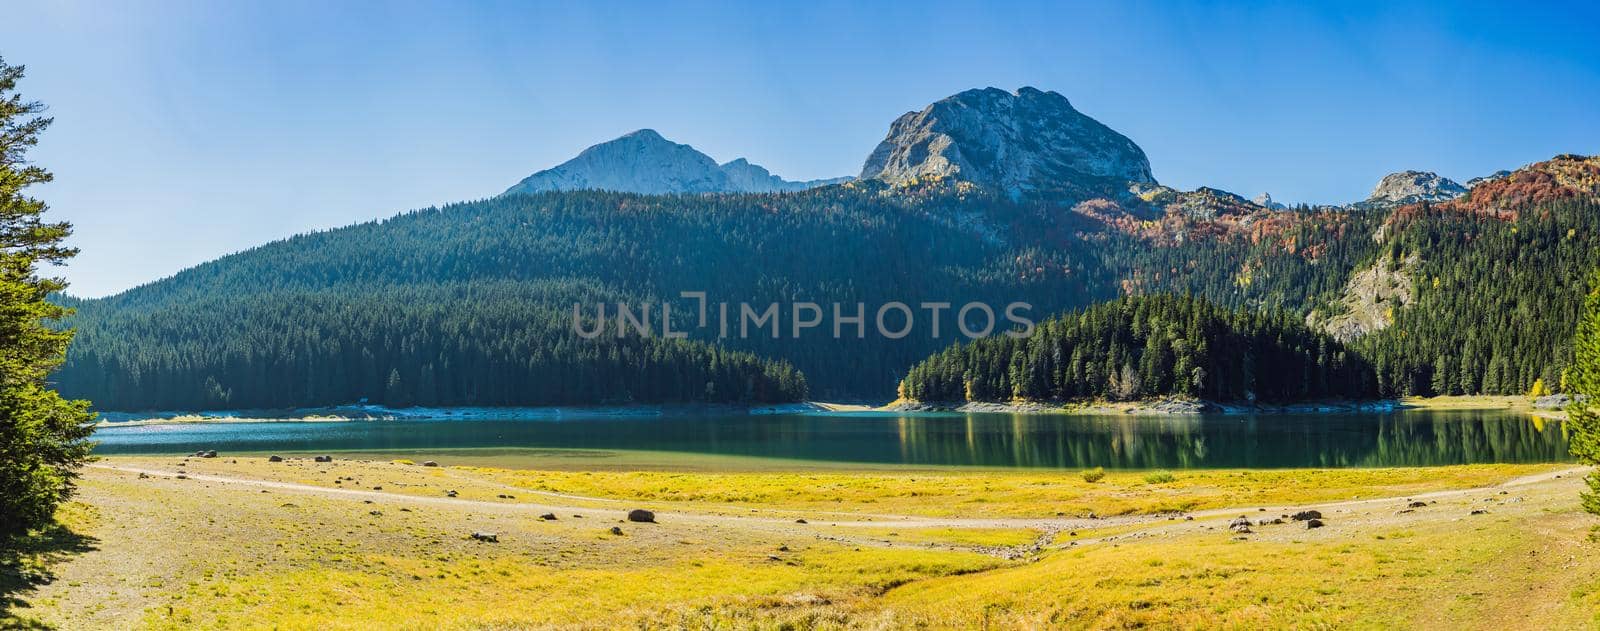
[719,158,851,193]
[503,129,847,196]
[859,87,1155,198]
[1252,192,1286,210]
[1356,170,1467,208]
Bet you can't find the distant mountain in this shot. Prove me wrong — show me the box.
[1252,192,1287,210]
[1436,154,1600,217]
[1354,170,1467,209]
[859,87,1154,199]
[54,79,1600,411]
[719,158,852,193]
[502,129,848,196]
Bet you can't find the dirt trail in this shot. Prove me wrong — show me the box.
[90,461,1588,534]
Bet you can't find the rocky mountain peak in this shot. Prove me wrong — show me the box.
[1358,170,1467,208]
[1252,192,1286,210]
[503,130,846,196]
[719,158,852,193]
[859,87,1155,199]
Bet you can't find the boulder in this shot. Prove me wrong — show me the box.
[626,509,656,523]
[470,532,499,543]
[1305,519,1325,529]
[1290,510,1322,521]
[609,526,624,535]
[268,455,283,462]
[539,513,557,521]
[422,461,439,467]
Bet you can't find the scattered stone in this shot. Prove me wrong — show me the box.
[627,509,656,523]
[767,555,782,561]
[314,455,333,463]
[778,545,790,552]
[175,474,188,480]
[1229,517,1253,534]
[1291,510,1323,521]
[1407,501,1427,508]
[1305,519,1325,529]
[1396,509,1414,515]
[795,518,808,524]
[539,513,557,521]
[1470,509,1488,515]
[1184,515,1194,521]
[470,532,499,543]
[138,472,149,479]
[445,490,458,498]
[422,461,439,467]
[609,526,623,535]
[369,511,382,516]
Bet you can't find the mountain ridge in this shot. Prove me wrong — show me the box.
[502,129,850,196]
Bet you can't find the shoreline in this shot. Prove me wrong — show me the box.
[883,394,1570,418]
[90,394,1568,427]
[93,401,832,427]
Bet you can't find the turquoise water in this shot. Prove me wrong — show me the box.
[90,409,1570,469]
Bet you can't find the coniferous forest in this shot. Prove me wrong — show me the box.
[898,294,1372,403]
[52,174,1600,409]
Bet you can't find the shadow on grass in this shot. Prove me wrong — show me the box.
[0,521,99,629]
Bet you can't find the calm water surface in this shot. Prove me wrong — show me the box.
[90,409,1570,469]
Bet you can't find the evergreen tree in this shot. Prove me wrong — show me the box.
[0,57,95,537]
[1565,271,1600,515]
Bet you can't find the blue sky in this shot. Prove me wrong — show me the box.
[11,0,1600,297]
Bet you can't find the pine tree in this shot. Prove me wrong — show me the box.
[1566,272,1600,515]
[0,57,95,537]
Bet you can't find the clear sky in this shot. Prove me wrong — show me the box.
[10,0,1600,297]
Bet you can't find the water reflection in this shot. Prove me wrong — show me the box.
[93,409,1569,469]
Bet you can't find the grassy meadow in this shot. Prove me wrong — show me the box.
[1,451,1596,629]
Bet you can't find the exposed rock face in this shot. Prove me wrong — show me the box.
[859,87,1155,199]
[1169,187,1260,220]
[720,158,851,193]
[1357,170,1467,208]
[503,130,846,196]
[1252,192,1286,210]
[1466,170,1512,189]
[1308,254,1417,342]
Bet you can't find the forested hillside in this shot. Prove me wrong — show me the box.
[898,294,1373,403]
[61,282,806,410]
[56,184,1106,408]
[53,150,1600,410]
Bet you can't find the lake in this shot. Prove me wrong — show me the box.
[89,409,1571,469]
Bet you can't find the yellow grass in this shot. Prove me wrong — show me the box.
[9,456,1598,629]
